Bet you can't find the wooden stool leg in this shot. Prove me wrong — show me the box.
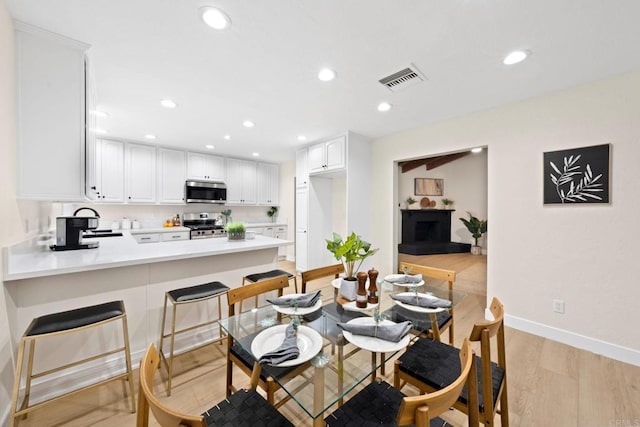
[9,337,27,427]
[22,338,37,415]
[167,301,178,396]
[121,314,136,413]
[158,293,169,364]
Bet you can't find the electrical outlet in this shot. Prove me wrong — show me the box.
[553,299,565,314]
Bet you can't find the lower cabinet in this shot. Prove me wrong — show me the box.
[131,230,189,243]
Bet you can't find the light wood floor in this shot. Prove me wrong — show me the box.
[11,255,640,426]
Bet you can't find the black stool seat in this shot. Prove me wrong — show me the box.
[25,300,125,337]
[203,388,294,427]
[325,380,449,427]
[168,281,229,302]
[398,338,504,412]
[245,269,294,283]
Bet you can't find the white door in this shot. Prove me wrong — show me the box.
[325,136,346,171]
[126,143,156,203]
[295,231,308,272]
[307,143,325,174]
[225,158,243,203]
[257,163,279,205]
[158,148,186,204]
[205,155,225,181]
[187,152,207,180]
[98,139,124,202]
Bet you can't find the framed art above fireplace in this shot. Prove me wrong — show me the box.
[415,178,444,196]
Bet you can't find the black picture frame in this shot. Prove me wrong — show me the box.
[543,143,610,204]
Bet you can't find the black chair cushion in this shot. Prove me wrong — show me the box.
[398,338,505,413]
[26,300,125,336]
[203,388,294,427]
[245,269,293,283]
[230,333,300,381]
[385,305,452,335]
[325,380,450,427]
[168,281,229,302]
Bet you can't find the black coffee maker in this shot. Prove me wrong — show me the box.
[50,216,100,251]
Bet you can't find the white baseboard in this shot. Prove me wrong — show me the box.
[505,314,640,367]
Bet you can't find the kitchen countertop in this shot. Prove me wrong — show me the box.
[3,232,291,281]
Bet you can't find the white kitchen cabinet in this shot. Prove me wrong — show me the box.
[295,149,309,188]
[256,163,279,205]
[295,188,308,271]
[187,152,225,181]
[125,143,156,203]
[225,158,257,204]
[161,231,190,242]
[158,148,186,204]
[274,226,287,258]
[132,233,161,244]
[307,135,345,175]
[15,22,89,201]
[94,139,124,202]
[295,230,308,272]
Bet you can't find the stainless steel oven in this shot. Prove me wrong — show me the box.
[183,212,227,239]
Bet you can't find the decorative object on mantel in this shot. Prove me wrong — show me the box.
[415,178,444,196]
[543,143,610,204]
[404,197,417,209]
[326,232,379,302]
[226,221,246,241]
[267,206,279,222]
[420,197,436,209]
[460,212,487,255]
[441,198,454,209]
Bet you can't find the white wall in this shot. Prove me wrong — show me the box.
[398,150,488,246]
[372,71,640,365]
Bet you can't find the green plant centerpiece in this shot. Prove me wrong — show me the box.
[266,206,279,222]
[459,212,487,255]
[326,232,379,301]
[441,198,454,209]
[225,221,246,241]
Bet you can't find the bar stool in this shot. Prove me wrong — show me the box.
[241,269,297,311]
[158,280,230,396]
[9,300,136,427]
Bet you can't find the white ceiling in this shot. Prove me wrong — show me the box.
[7,0,640,163]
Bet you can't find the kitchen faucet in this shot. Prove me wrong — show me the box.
[73,207,100,217]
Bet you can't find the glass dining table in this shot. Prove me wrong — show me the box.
[218,281,466,427]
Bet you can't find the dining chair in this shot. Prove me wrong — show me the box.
[137,343,293,427]
[325,338,478,426]
[300,263,344,296]
[397,261,457,344]
[226,275,308,407]
[394,296,509,427]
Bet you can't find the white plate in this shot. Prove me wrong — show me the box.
[341,301,379,312]
[392,292,446,313]
[383,274,424,288]
[251,325,323,367]
[271,294,323,315]
[341,318,410,353]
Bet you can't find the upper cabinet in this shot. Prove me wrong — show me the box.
[125,143,156,203]
[307,136,346,175]
[295,149,309,188]
[256,163,279,205]
[15,22,89,201]
[226,159,257,204]
[86,139,124,202]
[158,148,186,204]
[187,152,225,181]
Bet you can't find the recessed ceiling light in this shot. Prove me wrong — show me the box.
[503,50,530,65]
[377,102,392,112]
[243,120,255,128]
[297,135,307,141]
[252,152,260,157]
[160,99,177,108]
[144,134,156,140]
[91,110,109,117]
[205,144,215,149]
[94,128,107,134]
[200,6,231,30]
[471,147,483,153]
[318,68,336,82]
[224,134,231,140]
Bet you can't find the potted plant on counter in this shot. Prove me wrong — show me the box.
[266,206,279,222]
[326,232,378,301]
[460,212,487,255]
[226,221,246,241]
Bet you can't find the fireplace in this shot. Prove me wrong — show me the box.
[398,209,471,255]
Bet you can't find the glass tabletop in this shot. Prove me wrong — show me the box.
[218,301,395,421]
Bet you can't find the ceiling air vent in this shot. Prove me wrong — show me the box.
[378,64,426,92]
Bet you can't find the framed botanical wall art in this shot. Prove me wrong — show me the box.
[543,143,610,204]
[415,178,444,196]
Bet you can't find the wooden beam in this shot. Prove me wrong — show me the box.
[425,152,470,170]
[400,158,430,173]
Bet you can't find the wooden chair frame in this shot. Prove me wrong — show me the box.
[226,275,306,406]
[300,263,344,296]
[398,262,456,344]
[395,296,509,426]
[137,343,262,427]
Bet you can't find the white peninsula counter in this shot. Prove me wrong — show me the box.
[3,232,292,401]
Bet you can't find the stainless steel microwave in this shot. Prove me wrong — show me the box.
[185,180,227,204]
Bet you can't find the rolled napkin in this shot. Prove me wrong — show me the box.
[385,274,423,284]
[258,323,300,365]
[337,320,412,343]
[267,290,321,308]
[391,293,452,308]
